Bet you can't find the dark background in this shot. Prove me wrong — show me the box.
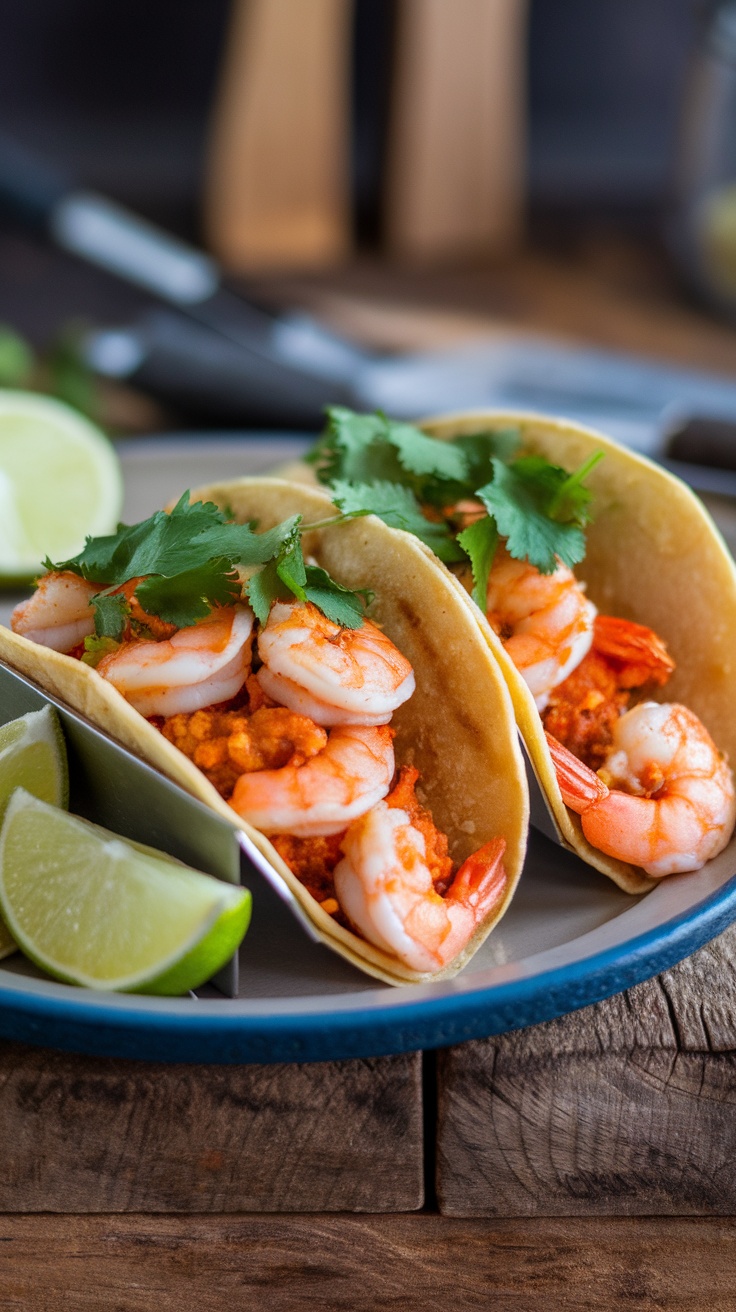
[0,0,702,240]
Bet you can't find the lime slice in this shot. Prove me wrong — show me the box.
[0,790,251,993]
[0,391,122,581]
[0,705,69,960]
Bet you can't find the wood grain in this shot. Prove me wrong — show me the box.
[2,1214,736,1311]
[384,0,528,261]
[436,924,736,1217]
[0,1043,422,1213]
[205,0,352,271]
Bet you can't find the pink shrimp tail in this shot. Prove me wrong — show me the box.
[448,837,507,917]
[593,615,674,687]
[545,731,609,813]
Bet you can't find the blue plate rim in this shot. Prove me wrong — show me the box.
[3,869,735,1063]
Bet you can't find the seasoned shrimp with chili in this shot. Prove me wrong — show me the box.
[256,600,415,726]
[96,606,255,717]
[334,802,507,972]
[485,549,596,711]
[547,702,736,876]
[11,571,99,653]
[542,615,676,769]
[230,724,395,836]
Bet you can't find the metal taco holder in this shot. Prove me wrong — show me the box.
[0,661,320,1000]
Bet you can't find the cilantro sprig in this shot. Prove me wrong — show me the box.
[50,493,374,642]
[310,407,603,581]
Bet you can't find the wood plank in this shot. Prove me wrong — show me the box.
[384,0,528,262]
[204,0,352,271]
[436,923,736,1217]
[2,1214,736,1311]
[0,1043,422,1213]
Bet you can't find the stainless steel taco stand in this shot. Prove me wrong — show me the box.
[0,661,250,998]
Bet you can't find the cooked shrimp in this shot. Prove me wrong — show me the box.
[592,615,674,688]
[486,549,596,711]
[11,570,99,653]
[256,600,415,726]
[334,802,507,972]
[96,606,254,717]
[542,616,675,770]
[230,724,395,837]
[547,702,736,876]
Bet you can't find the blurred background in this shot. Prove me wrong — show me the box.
[3,0,736,450]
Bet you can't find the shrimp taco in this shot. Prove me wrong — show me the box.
[305,407,736,894]
[0,478,529,986]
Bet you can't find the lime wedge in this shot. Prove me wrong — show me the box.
[0,706,69,959]
[0,391,122,581]
[0,790,251,993]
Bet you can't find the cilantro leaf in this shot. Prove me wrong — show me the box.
[275,533,307,600]
[311,407,466,488]
[329,479,466,563]
[48,494,294,587]
[197,514,303,568]
[457,516,498,609]
[134,561,241,627]
[303,565,372,629]
[381,418,466,481]
[309,408,402,483]
[245,521,373,628]
[478,459,587,574]
[91,593,129,641]
[48,493,229,583]
[546,451,604,525]
[45,471,384,634]
[453,428,521,484]
[246,559,293,626]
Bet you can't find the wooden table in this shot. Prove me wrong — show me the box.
[6,928,736,1307]
[6,235,736,1310]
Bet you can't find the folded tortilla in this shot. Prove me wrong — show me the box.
[411,410,736,894]
[0,477,529,985]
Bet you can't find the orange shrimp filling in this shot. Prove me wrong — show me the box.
[542,615,675,770]
[270,832,347,919]
[542,649,629,770]
[161,698,327,800]
[272,766,453,915]
[384,765,453,892]
[94,600,453,927]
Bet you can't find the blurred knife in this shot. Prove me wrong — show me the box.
[5,133,736,483]
[0,134,365,426]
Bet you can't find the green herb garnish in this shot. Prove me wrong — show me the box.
[329,479,466,563]
[477,455,601,574]
[49,494,373,638]
[310,407,603,578]
[457,516,499,608]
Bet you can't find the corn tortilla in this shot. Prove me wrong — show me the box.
[0,478,529,985]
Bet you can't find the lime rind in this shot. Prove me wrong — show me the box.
[0,790,250,993]
[0,389,123,581]
[136,893,251,996]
